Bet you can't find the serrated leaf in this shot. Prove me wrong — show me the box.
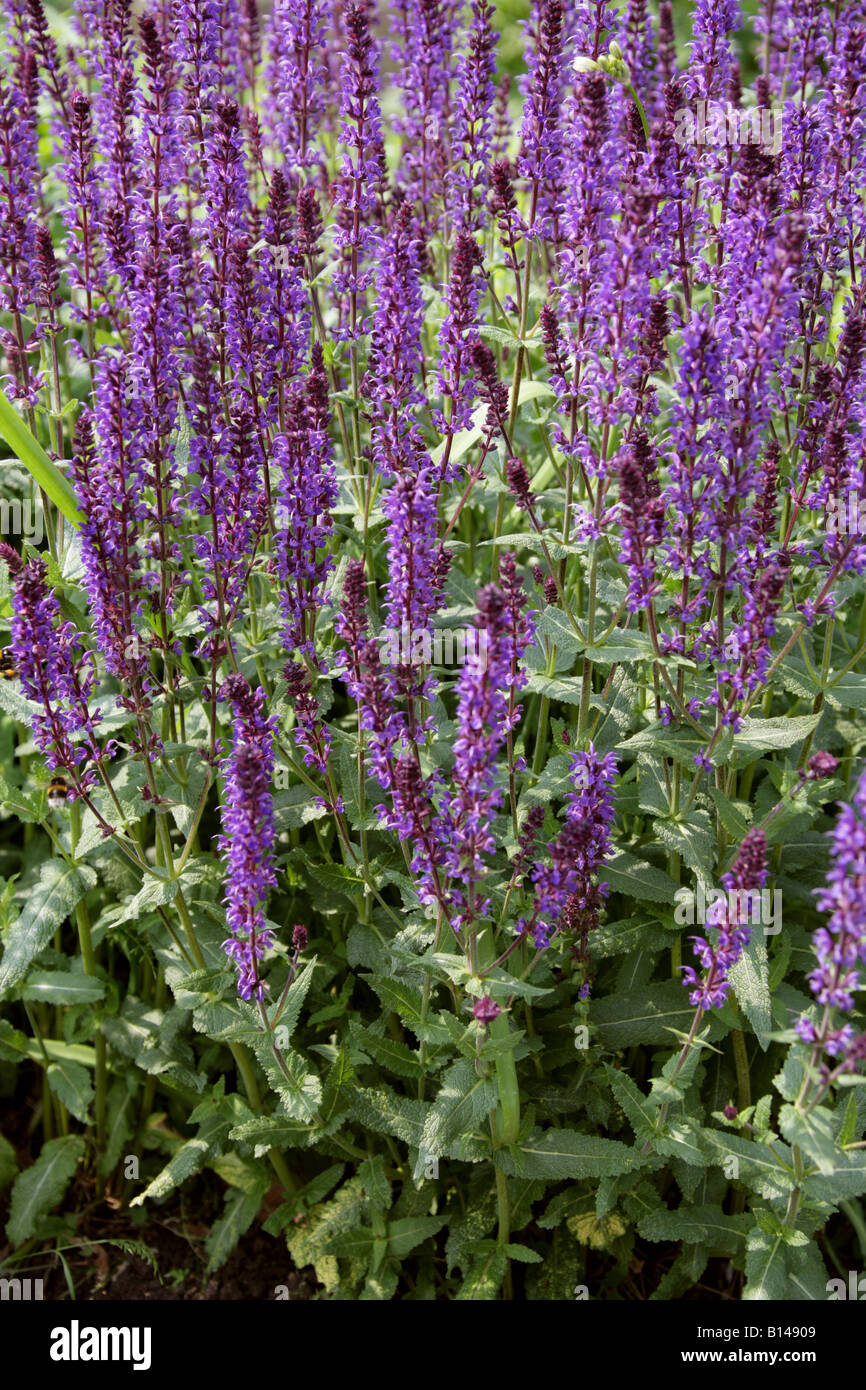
[388,1215,445,1258]
[265,958,317,1046]
[205,1174,269,1274]
[130,1137,213,1206]
[346,1085,428,1148]
[779,1104,838,1176]
[526,1226,584,1300]
[0,862,96,994]
[805,1148,866,1203]
[697,1131,795,1201]
[604,851,680,904]
[420,1060,498,1161]
[350,1022,424,1079]
[494,1129,636,1181]
[363,975,450,1044]
[6,1135,85,1243]
[638,1204,751,1251]
[590,980,722,1048]
[99,1077,137,1178]
[743,1225,790,1300]
[22,968,105,1006]
[729,932,772,1050]
[46,1057,94,1123]
[229,1114,314,1156]
[655,812,715,883]
[733,714,821,760]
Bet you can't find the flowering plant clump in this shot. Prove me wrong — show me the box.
[0,0,865,1305]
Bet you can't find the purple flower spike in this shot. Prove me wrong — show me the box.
[217,674,278,1001]
[529,745,618,953]
[9,557,104,792]
[682,829,768,1009]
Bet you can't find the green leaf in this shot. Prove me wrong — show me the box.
[0,393,83,526]
[650,1243,708,1301]
[638,1205,752,1252]
[363,975,450,1044]
[584,630,655,663]
[266,1047,322,1122]
[318,1047,355,1128]
[707,787,752,840]
[526,1226,585,1300]
[0,862,96,994]
[358,1154,391,1209]
[103,997,204,1093]
[590,980,722,1048]
[696,1131,795,1201]
[505,1242,543,1263]
[420,1060,498,1160]
[838,1093,859,1148]
[733,714,822,761]
[607,1067,658,1149]
[616,723,731,769]
[46,1057,94,1123]
[825,673,866,709]
[805,1148,866,1203]
[779,1104,838,1176]
[350,1022,425,1080]
[6,1135,85,1243]
[388,1215,445,1259]
[22,968,105,1006]
[229,1114,315,1156]
[494,1129,636,1181]
[205,1174,269,1274]
[743,1225,790,1300]
[99,1077,137,1178]
[122,875,178,918]
[604,851,681,905]
[0,1133,18,1192]
[266,958,317,1047]
[286,1177,369,1290]
[346,1085,428,1148]
[729,932,772,1049]
[456,1248,508,1300]
[786,1242,836,1301]
[130,1137,213,1206]
[533,607,584,655]
[0,767,41,823]
[654,812,715,884]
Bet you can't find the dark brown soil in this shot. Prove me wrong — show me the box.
[5,1203,320,1301]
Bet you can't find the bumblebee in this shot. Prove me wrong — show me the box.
[0,650,16,680]
[47,775,69,809]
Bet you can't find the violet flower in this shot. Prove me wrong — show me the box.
[528,745,618,952]
[451,0,498,228]
[796,767,866,1064]
[9,557,105,793]
[217,674,278,1002]
[681,829,768,1009]
[274,346,337,660]
[517,0,566,239]
[71,364,151,698]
